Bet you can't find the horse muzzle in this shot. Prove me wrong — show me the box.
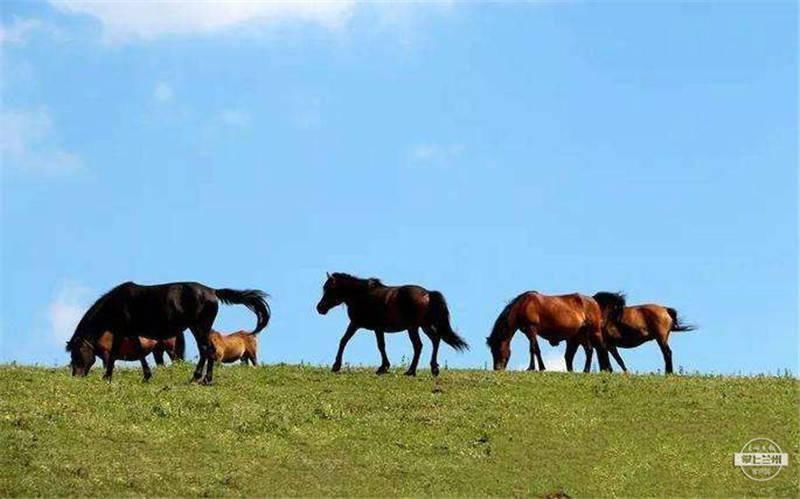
[316,302,330,315]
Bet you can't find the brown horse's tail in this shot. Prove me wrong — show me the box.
[215,288,271,334]
[427,291,469,352]
[667,307,696,332]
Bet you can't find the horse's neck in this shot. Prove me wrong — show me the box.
[343,284,387,307]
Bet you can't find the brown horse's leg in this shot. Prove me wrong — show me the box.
[404,328,422,376]
[609,345,628,372]
[249,352,258,366]
[523,326,545,371]
[332,322,358,372]
[582,343,594,373]
[564,339,578,372]
[656,336,673,374]
[375,331,390,374]
[422,326,440,376]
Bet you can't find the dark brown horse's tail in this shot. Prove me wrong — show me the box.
[428,291,469,351]
[215,289,271,334]
[667,307,696,332]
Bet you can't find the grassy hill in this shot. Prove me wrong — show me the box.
[1,363,797,497]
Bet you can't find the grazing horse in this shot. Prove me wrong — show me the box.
[487,291,624,372]
[593,293,695,374]
[316,272,469,376]
[208,329,260,365]
[91,331,185,381]
[66,281,270,384]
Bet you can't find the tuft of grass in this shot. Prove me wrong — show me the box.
[0,364,798,497]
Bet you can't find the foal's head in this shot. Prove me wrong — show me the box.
[66,338,96,377]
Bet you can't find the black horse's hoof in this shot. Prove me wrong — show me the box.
[200,378,213,386]
[431,367,440,377]
[331,363,341,373]
[403,370,417,376]
[375,366,390,375]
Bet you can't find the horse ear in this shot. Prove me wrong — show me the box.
[326,272,331,279]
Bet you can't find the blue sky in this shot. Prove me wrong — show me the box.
[1,1,796,374]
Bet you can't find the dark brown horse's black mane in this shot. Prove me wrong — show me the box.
[487,291,534,348]
[65,282,132,351]
[331,272,384,289]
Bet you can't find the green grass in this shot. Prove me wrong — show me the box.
[1,364,798,497]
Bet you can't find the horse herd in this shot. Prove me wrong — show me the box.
[66,274,695,384]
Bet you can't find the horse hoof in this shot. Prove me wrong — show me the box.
[403,370,417,376]
[431,367,440,377]
[375,366,389,375]
[200,378,213,386]
[331,364,341,373]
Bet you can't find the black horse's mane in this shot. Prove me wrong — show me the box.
[486,291,533,348]
[592,291,627,322]
[331,272,384,288]
[65,282,132,351]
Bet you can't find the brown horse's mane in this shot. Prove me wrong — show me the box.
[65,282,132,351]
[331,272,385,289]
[592,291,627,323]
[486,291,534,348]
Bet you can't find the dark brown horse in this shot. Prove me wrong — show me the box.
[593,293,695,374]
[487,291,625,372]
[316,273,469,376]
[67,281,270,384]
[91,331,185,381]
[208,329,259,365]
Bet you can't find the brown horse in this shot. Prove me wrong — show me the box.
[91,331,185,381]
[316,272,469,376]
[487,291,625,372]
[593,293,695,374]
[208,329,259,365]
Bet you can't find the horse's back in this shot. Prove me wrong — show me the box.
[623,305,671,333]
[524,292,599,330]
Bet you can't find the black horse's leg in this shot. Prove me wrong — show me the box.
[153,346,165,366]
[564,339,578,372]
[375,331,390,374]
[422,326,440,376]
[140,357,152,382]
[657,338,673,374]
[609,345,628,372]
[404,328,422,376]
[332,322,358,372]
[103,334,123,381]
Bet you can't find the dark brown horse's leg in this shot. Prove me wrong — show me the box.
[656,338,673,374]
[523,326,545,371]
[564,339,578,372]
[404,328,422,376]
[609,345,628,372]
[249,352,258,366]
[422,327,440,376]
[332,322,358,372]
[375,331,390,374]
[103,333,123,381]
[152,346,166,366]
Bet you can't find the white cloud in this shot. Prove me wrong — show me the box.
[0,108,83,175]
[50,0,358,42]
[220,108,251,127]
[540,351,568,372]
[48,283,92,345]
[153,82,174,102]
[0,18,43,45]
[410,143,464,164]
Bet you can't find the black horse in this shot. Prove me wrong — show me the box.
[316,273,469,376]
[66,281,270,384]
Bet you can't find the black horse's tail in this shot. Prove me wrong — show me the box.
[215,288,271,334]
[427,291,469,352]
[666,307,696,332]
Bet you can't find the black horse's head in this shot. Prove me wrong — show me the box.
[593,291,627,325]
[316,273,345,315]
[66,338,95,377]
